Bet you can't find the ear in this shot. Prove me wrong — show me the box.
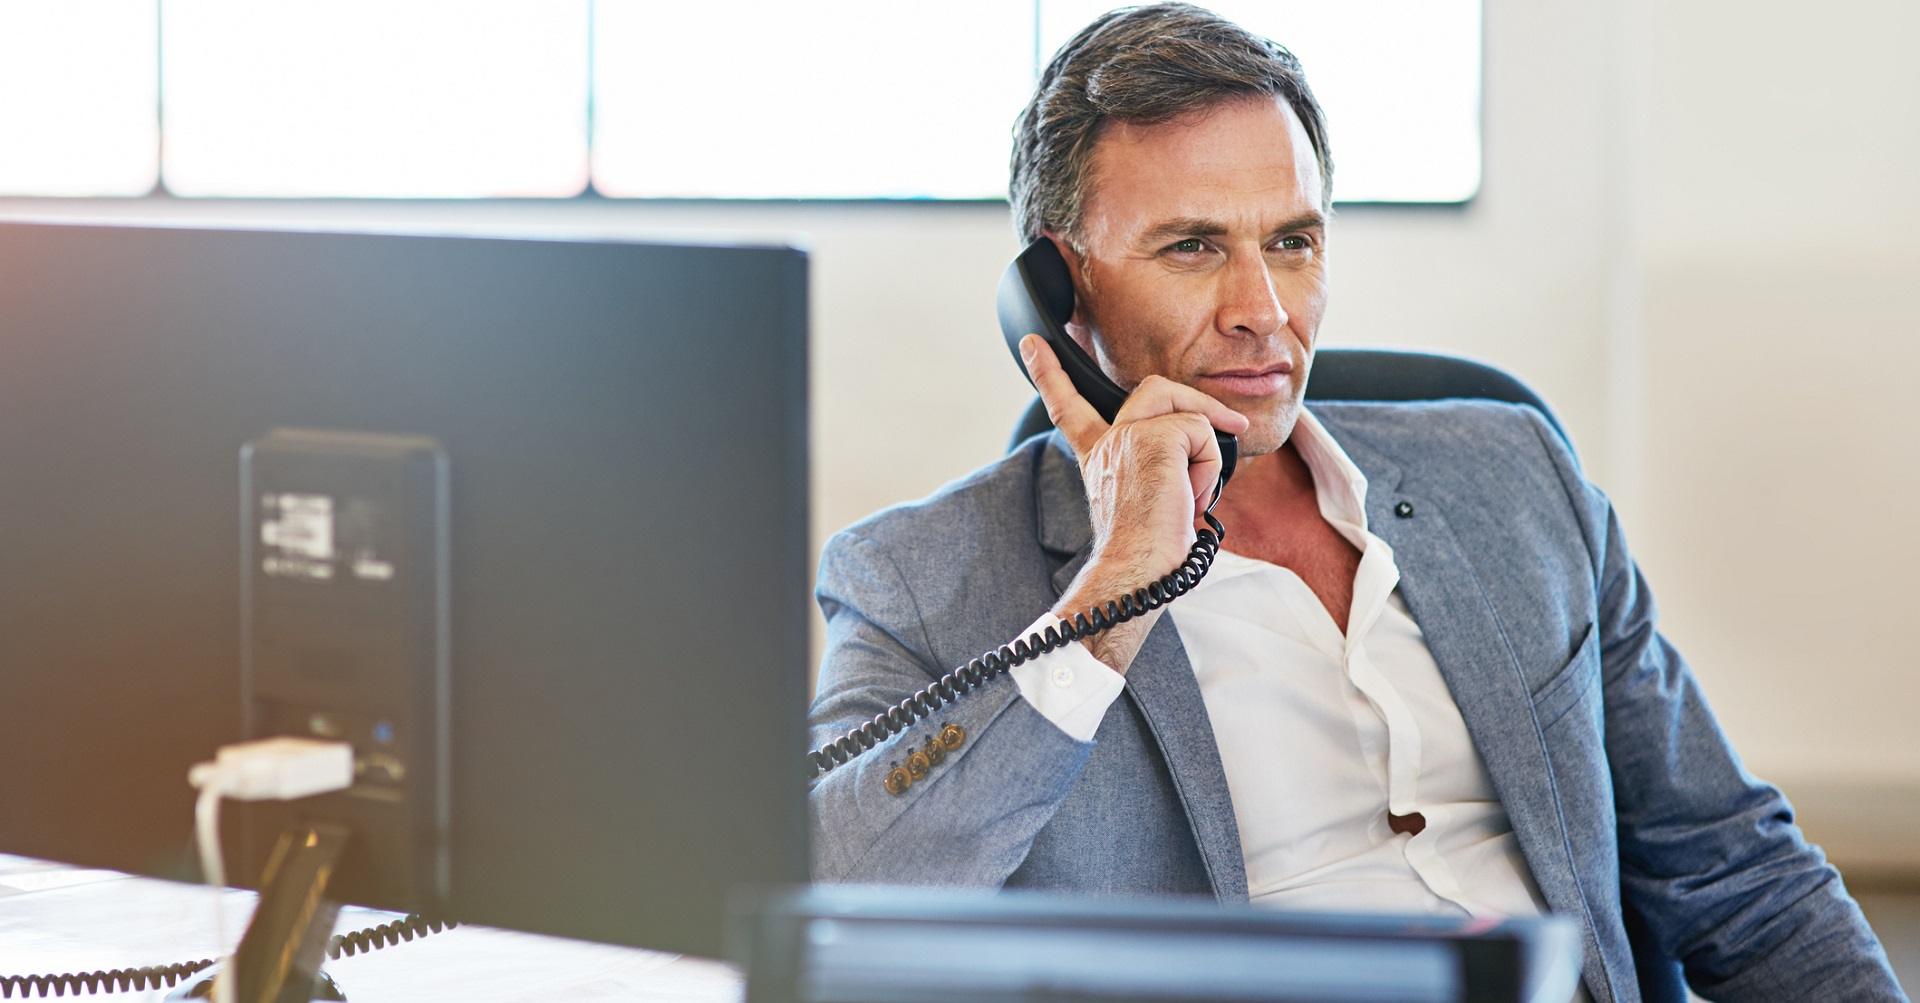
[1040,231,1098,357]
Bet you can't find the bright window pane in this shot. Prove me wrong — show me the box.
[1040,1,1482,203]
[592,0,1034,199]
[0,1,158,196]
[160,0,589,198]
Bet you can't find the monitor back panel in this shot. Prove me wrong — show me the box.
[0,221,810,958]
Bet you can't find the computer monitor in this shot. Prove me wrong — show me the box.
[735,886,1585,1003]
[0,220,811,960]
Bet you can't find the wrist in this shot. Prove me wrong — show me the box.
[1082,538,1163,583]
[1054,555,1167,676]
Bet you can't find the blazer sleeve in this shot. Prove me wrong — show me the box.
[1527,413,1907,1001]
[805,528,1098,886]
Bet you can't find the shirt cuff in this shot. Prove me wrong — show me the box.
[1006,611,1127,743]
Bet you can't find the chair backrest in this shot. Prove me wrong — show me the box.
[1004,347,1693,1003]
[1008,348,1572,454]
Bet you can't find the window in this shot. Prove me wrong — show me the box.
[0,1,1481,203]
[592,0,1034,199]
[161,0,589,198]
[0,1,157,196]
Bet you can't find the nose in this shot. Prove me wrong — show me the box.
[1214,249,1287,339]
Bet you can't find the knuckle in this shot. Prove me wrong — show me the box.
[1160,413,1200,436]
[1159,412,1207,441]
[1136,422,1183,456]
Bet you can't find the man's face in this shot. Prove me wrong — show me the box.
[1058,94,1328,457]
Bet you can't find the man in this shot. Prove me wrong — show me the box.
[805,5,1904,1000]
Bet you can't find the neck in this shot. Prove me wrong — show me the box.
[1195,434,1363,635]
[1206,441,1317,532]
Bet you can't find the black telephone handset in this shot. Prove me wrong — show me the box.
[995,237,1238,488]
[803,239,1233,785]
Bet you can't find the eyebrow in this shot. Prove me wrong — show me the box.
[1136,211,1328,248]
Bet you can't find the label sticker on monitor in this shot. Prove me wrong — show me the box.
[261,492,335,580]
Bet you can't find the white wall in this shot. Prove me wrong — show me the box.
[6,0,1914,871]
[1615,0,1920,873]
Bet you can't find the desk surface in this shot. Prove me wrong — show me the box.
[0,854,742,1001]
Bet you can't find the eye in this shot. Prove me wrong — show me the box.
[1167,237,1207,254]
[1276,234,1314,252]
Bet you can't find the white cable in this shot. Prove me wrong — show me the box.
[189,762,237,1003]
[187,738,354,1003]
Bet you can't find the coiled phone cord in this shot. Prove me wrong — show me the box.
[327,912,457,957]
[806,508,1226,780]
[0,960,212,999]
[0,913,456,998]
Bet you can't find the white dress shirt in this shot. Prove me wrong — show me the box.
[1010,408,1556,921]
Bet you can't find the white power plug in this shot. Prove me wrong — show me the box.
[191,736,356,802]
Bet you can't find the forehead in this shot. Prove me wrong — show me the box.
[1081,94,1322,240]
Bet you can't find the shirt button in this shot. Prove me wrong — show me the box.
[1050,664,1075,688]
[1394,500,1415,519]
[1388,810,1427,836]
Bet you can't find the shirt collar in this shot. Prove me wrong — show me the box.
[1290,406,1372,549]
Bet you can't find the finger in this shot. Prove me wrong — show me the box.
[1179,414,1224,516]
[1141,412,1221,516]
[1114,375,1250,437]
[1192,454,1224,522]
[1020,334,1109,457]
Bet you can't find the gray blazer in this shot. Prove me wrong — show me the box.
[806,401,1903,1002]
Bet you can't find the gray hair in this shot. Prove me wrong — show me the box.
[1009,3,1334,245]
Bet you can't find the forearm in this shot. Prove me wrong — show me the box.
[808,673,1096,885]
[1612,698,1904,998]
[1681,868,1904,1001]
[1052,552,1172,675]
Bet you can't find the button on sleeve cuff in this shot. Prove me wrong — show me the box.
[1006,611,1126,742]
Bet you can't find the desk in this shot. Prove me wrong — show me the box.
[0,855,742,1001]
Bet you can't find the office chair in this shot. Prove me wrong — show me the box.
[1007,347,1688,1003]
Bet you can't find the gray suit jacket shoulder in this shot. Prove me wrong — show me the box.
[807,400,1903,1002]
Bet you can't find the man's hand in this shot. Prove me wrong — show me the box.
[1021,334,1247,674]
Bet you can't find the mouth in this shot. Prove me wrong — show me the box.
[1196,362,1294,397]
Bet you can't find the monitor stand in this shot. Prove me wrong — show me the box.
[168,824,351,1003]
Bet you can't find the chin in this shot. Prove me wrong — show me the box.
[1233,409,1301,457]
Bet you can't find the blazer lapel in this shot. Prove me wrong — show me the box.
[1333,426,1590,933]
[1122,617,1251,901]
[1034,434,1250,902]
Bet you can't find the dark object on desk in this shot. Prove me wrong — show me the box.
[169,823,353,1002]
[0,221,811,962]
[732,886,1584,1003]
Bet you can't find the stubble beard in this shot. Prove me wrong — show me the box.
[1231,395,1303,458]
